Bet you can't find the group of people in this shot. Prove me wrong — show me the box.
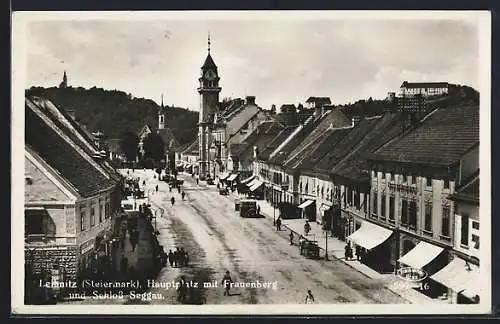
[167,247,190,267]
[345,242,365,262]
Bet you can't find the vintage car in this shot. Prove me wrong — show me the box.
[239,199,258,217]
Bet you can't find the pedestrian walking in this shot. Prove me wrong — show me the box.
[155,184,159,193]
[168,250,174,267]
[304,220,311,236]
[257,205,261,216]
[179,247,186,266]
[305,290,315,304]
[177,186,181,194]
[182,191,185,200]
[298,235,305,255]
[221,271,233,296]
[177,276,187,303]
[173,249,178,267]
[169,186,172,192]
[355,244,361,261]
[289,231,294,245]
[184,250,189,266]
[344,243,350,261]
[276,217,282,231]
[171,197,175,206]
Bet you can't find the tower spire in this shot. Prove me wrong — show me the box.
[208,31,211,54]
[161,93,164,108]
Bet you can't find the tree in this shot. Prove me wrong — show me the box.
[119,132,139,165]
[270,104,276,115]
[143,132,165,163]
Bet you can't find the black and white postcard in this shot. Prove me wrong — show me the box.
[11,10,491,315]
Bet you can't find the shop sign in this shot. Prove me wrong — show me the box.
[389,183,417,195]
[80,239,95,255]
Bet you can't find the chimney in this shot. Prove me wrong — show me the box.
[322,104,334,116]
[246,96,256,105]
[314,106,322,118]
[66,110,76,121]
[352,116,361,127]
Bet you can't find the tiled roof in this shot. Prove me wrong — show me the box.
[283,109,351,170]
[449,171,479,204]
[294,128,351,173]
[220,99,245,119]
[231,121,284,162]
[306,97,332,105]
[331,114,403,182]
[26,99,116,197]
[258,127,296,161]
[314,118,379,173]
[182,138,200,155]
[370,105,479,166]
[29,96,122,181]
[268,116,319,165]
[157,128,182,152]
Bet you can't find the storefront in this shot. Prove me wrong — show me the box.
[78,238,96,280]
[431,257,481,304]
[248,180,264,199]
[226,173,239,189]
[298,200,316,222]
[347,220,394,272]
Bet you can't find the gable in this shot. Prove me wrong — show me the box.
[25,155,76,202]
[138,125,152,139]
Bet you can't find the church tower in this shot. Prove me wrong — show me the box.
[59,70,68,88]
[198,33,222,180]
[158,94,165,130]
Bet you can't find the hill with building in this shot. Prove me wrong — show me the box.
[25,86,199,146]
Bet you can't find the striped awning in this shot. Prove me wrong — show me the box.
[250,180,264,192]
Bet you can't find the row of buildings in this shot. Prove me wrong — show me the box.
[24,94,124,295]
[178,41,481,304]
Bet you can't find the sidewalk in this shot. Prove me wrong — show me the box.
[230,193,446,304]
[113,211,160,281]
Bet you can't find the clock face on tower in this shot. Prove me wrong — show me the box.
[205,70,217,81]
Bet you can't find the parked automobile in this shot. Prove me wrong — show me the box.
[239,199,258,217]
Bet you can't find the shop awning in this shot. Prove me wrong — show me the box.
[247,178,259,187]
[431,258,481,299]
[241,175,256,184]
[227,174,238,181]
[298,200,314,209]
[347,221,393,250]
[398,241,444,269]
[219,173,230,180]
[250,180,264,192]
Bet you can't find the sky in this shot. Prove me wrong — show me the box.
[23,12,481,111]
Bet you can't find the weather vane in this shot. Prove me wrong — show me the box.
[208,31,211,54]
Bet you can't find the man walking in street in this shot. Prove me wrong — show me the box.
[276,216,282,231]
[177,275,187,303]
[289,231,294,245]
[221,271,233,296]
[155,184,159,193]
[168,250,174,267]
